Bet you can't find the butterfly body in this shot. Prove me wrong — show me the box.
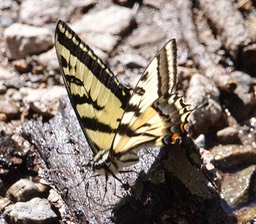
[55,20,192,176]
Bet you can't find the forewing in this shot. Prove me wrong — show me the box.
[55,20,130,155]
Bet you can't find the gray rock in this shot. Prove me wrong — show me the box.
[4,23,53,59]
[4,197,58,224]
[143,0,165,9]
[20,0,97,26]
[57,6,135,58]
[221,165,256,207]
[211,144,256,170]
[0,97,20,119]
[0,67,14,94]
[0,67,15,80]
[0,15,14,27]
[0,0,13,10]
[21,86,66,117]
[72,5,135,36]
[5,77,26,89]
[78,32,119,54]
[37,48,59,71]
[117,53,148,69]
[129,25,166,47]
[186,73,222,136]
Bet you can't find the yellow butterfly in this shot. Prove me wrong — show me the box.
[55,20,192,177]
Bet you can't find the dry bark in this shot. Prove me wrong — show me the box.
[22,99,235,224]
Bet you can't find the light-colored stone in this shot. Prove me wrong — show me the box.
[0,97,20,119]
[4,197,58,224]
[21,86,66,117]
[37,48,59,71]
[72,5,135,36]
[78,32,119,54]
[129,25,166,47]
[117,53,148,69]
[20,0,97,26]
[0,66,15,80]
[4,23,53,59]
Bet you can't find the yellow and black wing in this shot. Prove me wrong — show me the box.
[112,40,191,155]
[55,20,131,156]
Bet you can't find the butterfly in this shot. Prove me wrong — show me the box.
[55,20,192,178]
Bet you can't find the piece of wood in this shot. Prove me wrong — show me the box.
[22,98,235,223]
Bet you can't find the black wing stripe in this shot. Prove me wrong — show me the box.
[80,117,114,132]
[56,21,129,104]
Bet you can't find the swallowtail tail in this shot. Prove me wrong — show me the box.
[55,20,192,177]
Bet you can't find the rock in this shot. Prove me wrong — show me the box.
[222,71,256,121]
[13,59,32,73]
[116,72,140,89]
[6,179,47,202]
[0,97,20,119]
[5,77,26,89]
[0,81,7,94]
[117,53,148,69]
[0,15,14,27]
[0,113,7,121]
[221,165,256,207]
[239,116,256,145]
[210,144,256,170]
[4,197,58,224]
[72,5,135,36]
[246,16,256,40]
[237,0,253,11]
[216,126,240,144]
[0,197,12,212]
[235,201,256,223]
[21,86,66,117]
[130,25,166,47]
[143,0,165,9]
[0,67,15,80]
[0,0,13,10]
[37,48,59,71]
[78,32,119,54]
[47,190,66,220]
[194,134,206,148]
[20,0,97,26]
[186,73,222,136]
[4,23,53,60]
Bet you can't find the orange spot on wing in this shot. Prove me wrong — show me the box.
[171,133,180,143]
[180,123,186,133]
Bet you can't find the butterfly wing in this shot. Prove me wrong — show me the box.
[112,40,191,155]
[55,20,131,156]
